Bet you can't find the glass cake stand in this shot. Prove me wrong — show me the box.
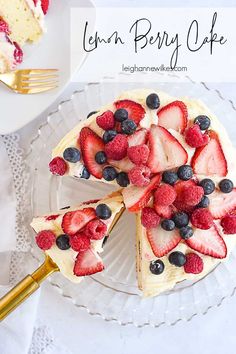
[25,73,236,327]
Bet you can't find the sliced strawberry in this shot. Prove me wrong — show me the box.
[108,157,135,173]
[158,101,188,133]
[173,180,197,212]
[146,227,181,258]
[79,127,105,179]
[154,204,174,218]
[73,249,104,276]
[147,125,188,173]
[128,128,148,147]
[186,224,227,259]
[41,0,49,14]
[191,131,227,176]
[62,207,96,235]
[122,174,161,212]
[208,188,236,219]
[115,100,145,125]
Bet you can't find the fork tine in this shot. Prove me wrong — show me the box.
[21,69,58,75]
[22,75,58,82]
[22,81,59,88]
[19,85,58,94]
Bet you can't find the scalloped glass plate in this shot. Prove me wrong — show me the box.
[25,73,236,327]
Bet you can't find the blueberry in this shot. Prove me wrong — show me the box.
[199,178,215,195]
[116,172,130,187]
[56,234,70,250]
[87,110,98,119]
[179,226,194,239]
[96,204,112,220]
[146,93,160,110]
[63,147,81,163]
[81,166,90,179]
[114,108,128,122]
[161,219,175,231]
[194,115,211,130]
[177,165,193,181]
[162,171,178,185]
[149,259,165,275]
[95,151,107,165]
[172,212,189,228]
[121,119,137,135]
[168,251,186,267]
[103,130,117,143]
[196,195,210,208]
[219,179,234,193]
[102,166,117,181]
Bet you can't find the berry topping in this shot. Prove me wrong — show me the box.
[103,130,117,143]
[154,204,173,219]
[95,151,107,164]
[199,178,215,195]
[184,253,204,274]
[194,115,211,130]
[157,100,188,133]
[161,219,175,231]
[177,165,193,181]
[128,165,151,187]
[208,188,236,219]
[154,184,177,206]
[127,144,150,166]
[162,171,178,186]
[147,125,188,173]
[173,179,197,212]
[147,227,181,258]
[41,0,50,14]
[56,234,71,250]
[45,214,59,221]
[87,110,98,119]
[128,128,147,147]
[191,131,227,176]
[85,219,107,240]
[102,166,117,181]
[73,249,104,276]
[149,260,165,275]
[141,207,161,229]
[115,99,145,125]
[169,251,186,267]
[219,179,234,193]
[35,230,56,250]
[96,204,112,220]
[191,208,213,230]
[0,19,10,35]
[96,110,115,130]
[49,157,67,176]
[116,172,130,187]
[13,42,23,64]
[63,147,81,163]
[185,124,209,148]
[146,93,160,110]
[179,226,194,239]
[62,208,96,235]
[114,108,128,122]
[121,119,137,135]
[181,185,204,206]
[196,196,210,209]
[221,215,236,234]
[70,233,91,251]
[81,166,90,179]
[104,134,128,160]
[172,212,189,228]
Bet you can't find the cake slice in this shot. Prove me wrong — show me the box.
[31,191,124,283]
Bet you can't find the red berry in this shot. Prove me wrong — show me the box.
[69,233,91,252]
[127,144,150,165]
[35,230,56,250]
[14,42,23,64]
[154,184,177,206]
[45,214,59,221]
[191,208,213,230]
[84,219,107,240]
[185,124,209,148]
[96,110,115,130]
[128,165,151,187]
[184,253,204,274]
[41,0,50,14]
[181,185,204,206]
[49,157,68,176]
[221,215,236,234]
[141,207,160,228]
[0,19,10,34]
[105,134,128,160]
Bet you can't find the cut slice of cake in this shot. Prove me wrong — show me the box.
[31,191,124,283]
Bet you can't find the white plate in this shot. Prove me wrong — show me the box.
[0,0,95,135]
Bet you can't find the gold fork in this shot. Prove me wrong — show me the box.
[0,69,58,94]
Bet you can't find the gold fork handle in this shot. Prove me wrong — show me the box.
[0,256,58,321]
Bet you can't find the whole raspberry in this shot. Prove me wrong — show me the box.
[128,165,151,187]
[49,157,68,176]
[35,230,56,250]
[191,208,213,230]
[221,215,236,234]
[154,184,177,206]
[105,134,128,160]
[69,233,91,251]
[127,144,150,165]
[84,219,107,240]
[141,207,160,228]
[184,253,204,274]
[185,124,209,148]
[181,185,204,206]
[96,110,115,130]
